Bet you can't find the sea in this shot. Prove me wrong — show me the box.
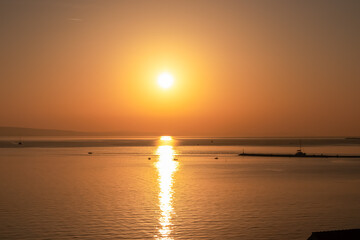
[0,137,359,240]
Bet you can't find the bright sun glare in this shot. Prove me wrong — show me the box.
[160,136,172,141]
[157,72,174,89]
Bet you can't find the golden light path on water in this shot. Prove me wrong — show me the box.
[155,136,179,239]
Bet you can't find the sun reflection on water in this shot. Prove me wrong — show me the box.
[155,137,178,239]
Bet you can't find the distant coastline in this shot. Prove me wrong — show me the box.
[1,126,360,139]
[0,127,158,137]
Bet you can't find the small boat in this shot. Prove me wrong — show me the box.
[173,158,178,161]
[214,157,218,159]
[88,152,93,155]
[294,149,306,157]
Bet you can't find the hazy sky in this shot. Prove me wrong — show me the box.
[0,0,359,136]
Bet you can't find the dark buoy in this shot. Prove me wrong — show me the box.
[214,157,218,159]
[148,157,151,160]
[88,152,93,155]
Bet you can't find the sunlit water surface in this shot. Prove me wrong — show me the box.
[155,144,178,239]
[0,139,360,239]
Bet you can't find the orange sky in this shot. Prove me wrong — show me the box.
[0,0,360,136]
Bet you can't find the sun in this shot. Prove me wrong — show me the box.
[160,136,172,141]
[157,72,174,89]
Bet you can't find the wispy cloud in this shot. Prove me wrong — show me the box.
[68,18,83,22]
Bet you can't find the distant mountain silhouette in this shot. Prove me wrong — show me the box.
[0,127,158,136]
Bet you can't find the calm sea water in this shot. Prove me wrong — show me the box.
[0,138,360,239]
